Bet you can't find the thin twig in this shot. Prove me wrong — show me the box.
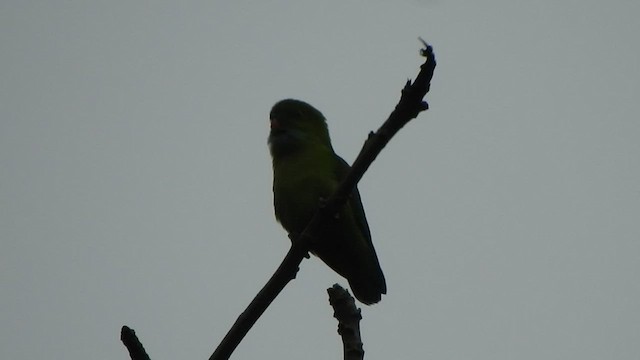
[208,40,436,360]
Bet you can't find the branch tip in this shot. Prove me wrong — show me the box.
[121,326,151,360]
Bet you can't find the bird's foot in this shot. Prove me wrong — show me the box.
[288,232,311,258]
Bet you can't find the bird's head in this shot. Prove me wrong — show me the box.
[268,99,332,157]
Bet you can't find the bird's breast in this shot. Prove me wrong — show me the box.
[272,153,338,234]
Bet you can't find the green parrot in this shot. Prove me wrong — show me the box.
[268,99,387,304]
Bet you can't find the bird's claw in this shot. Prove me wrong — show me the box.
[288,232,311,258]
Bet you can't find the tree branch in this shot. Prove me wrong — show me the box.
[121,326,151,360]
[208,40,436,360]
[120,40,436,360]
[328,284,364,360]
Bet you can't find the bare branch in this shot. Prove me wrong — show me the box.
[208,39,435,360]
[121,326,151,360]
[328,284,364,360]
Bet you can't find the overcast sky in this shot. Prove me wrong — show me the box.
[2,1,639,359]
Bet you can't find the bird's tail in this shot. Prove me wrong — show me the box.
[348,261,387,305]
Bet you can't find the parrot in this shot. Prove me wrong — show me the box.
[268,99,386,305]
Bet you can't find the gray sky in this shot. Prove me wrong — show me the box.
[2,1,639,359]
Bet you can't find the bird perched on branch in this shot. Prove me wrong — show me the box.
[268,99,386,304]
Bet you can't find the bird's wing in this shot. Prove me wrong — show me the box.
[333,155,374,246]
